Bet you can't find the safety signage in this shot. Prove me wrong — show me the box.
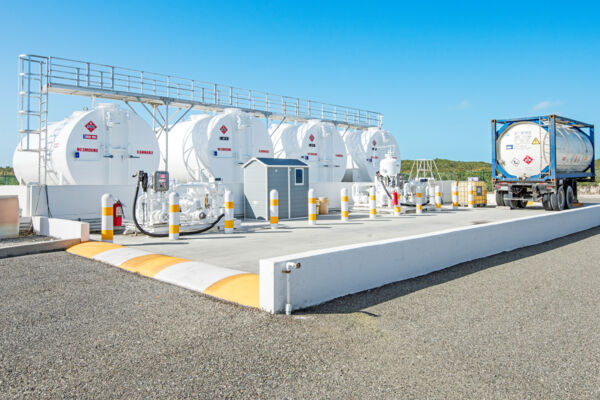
[309,134,315,142]
[220,125,228,134]
[523,155,533,164]
[532,138,540,145]
[85,121,97,132]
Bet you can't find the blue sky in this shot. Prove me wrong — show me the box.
[1,0,599,166]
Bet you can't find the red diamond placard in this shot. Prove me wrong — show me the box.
[220,125,228,134]
[372,140,377,146]
[309,134,315,142]
[85,121,97,133]
[523,155,533,164]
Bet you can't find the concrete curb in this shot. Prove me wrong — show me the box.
[66,241,259,309]
[0,238,82,259]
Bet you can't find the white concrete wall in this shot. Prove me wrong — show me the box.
[259,205,600,313]
[311,182,355,209]
[33,216,90,241]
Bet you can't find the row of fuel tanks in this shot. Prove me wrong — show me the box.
[13,103,400,186]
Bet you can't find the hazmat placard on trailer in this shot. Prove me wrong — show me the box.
[532,137,540,145]
[83,134,97,140]
[523,155,533,164]
[220,125,228,134]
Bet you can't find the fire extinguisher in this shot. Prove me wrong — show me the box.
[113,200,123,227]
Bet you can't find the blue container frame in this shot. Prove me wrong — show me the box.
[491,115,595,184]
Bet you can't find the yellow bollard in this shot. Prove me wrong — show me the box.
[169,192,180,240]
[224,190,234,233]
[101,193,114,243]
[341,188,349,222]
[308,188,316,225]
[270,189,279,229]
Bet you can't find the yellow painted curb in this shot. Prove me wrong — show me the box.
[67,241,123,258]
[204,273,260,308]
[119,254,190,277]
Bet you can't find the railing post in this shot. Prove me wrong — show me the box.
[86,62,90,87]
[110,66,114,89]
[214,83,218,104]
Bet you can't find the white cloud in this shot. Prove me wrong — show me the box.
[456,100,470,110]
[532,100,563,111]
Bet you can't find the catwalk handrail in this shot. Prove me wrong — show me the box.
[20,54,382,128]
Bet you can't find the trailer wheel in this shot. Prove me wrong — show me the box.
[507,199,520,209]
[542,194,552,211]
[551,186,565,211]
[495,191,505,207]
[565,185,575,209]
[517,200,527,208]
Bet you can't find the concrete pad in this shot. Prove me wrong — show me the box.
[96,205,557,273]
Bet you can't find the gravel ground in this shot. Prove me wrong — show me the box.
[1,227,600,399]
[0,235,53,249]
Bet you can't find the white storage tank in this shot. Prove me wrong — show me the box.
[13,103,159,185]
[161,108,273,184]
[496,121,594,178]
[269,123,300,159]
[274,120,346,182]
[343,127,400,181]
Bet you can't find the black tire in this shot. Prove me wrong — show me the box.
[542,194,552,211]
[517,200,527,208]
[551,187,565,211]
[496,191,505,207]
[565,185,575,209]
[508,199,520,209]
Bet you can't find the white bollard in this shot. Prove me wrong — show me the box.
[270,189,279,229]
[308,188,316,225]
[468,183,474,209]
[416,185,423,214]
[435,185,442,211]
[169,191,180,240]
[428,185,435,209]
[101,193,114,243]
[369,187,377,219]
[452,181,459,209]
[224,190,234,233]
[340,188,349,222]
[393,190,401,216]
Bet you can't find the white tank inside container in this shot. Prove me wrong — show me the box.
[496,121,593,178]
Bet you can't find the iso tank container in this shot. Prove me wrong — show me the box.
[279,120,346,182]
[13,103,159,185]
[161,109,273,184]
[492,115,595,211]
[343,127,400,181]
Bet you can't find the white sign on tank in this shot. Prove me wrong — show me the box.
[13,103,160,185]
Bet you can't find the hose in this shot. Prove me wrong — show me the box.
[132,179,225,237]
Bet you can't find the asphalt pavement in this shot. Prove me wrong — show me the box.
[1,227,600,399]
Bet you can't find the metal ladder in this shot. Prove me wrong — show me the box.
[18,55,49,185]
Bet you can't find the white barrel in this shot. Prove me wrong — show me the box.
[435,185,442,211]
[161,109,273,184]
[270,189,279,229]
[451,181,458,209]
[308,188,317,225]
[224,190,234,233]
[369,187,377,219]
[416,185,423,214]
[169,192,180,240]
[341,188,349,222]
[496,121,594,178]
[101,193,114,242]
[468,183,474,209]
[14,103,159,185]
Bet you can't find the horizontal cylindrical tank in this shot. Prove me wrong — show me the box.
[13,103,159,185]
[161,108,273,184]
[272,120,346,182]
[496,121,594,178]
[343,127,400,181]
